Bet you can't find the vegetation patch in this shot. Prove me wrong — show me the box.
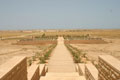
[65,40,107,44]
[65,44,89,63]
[14,40,57,45]
[14,34,58,45]
[28,44,57,65]
[38,44,57,63]
[64,35,107,44]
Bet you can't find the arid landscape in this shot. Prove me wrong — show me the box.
[0,29,120,80]
[71,38,120,62]
[0,1,120,80]
[0,29,120,65]
[0,30,57,65]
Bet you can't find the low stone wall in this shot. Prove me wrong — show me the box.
[0,56,27,80]
[78,63,85,76]
[27,64,40,80]
[40,64,46,76]
[98,55,120,80]
[85,64,98,80]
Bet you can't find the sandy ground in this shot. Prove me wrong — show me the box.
[71,38,120,61]
[0,40,50,65]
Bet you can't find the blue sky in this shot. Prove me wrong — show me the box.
[0,0,120,30]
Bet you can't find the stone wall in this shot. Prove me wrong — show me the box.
[0,56,27,80]
[85,64,98,80]
[40,64,46,76]
[78,63,85,76]
[27,64,40,80]
[98,55,120,80]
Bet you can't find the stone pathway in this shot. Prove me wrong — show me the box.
[48,37,76,73]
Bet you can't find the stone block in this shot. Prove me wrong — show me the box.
[98,55,120,80]
[0,56,27,80]
[40,64,46,76]
[28,64,40,80]
[85,64,98,80]
[78,63,85,76]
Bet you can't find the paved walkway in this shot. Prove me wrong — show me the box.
[48,37,76,73]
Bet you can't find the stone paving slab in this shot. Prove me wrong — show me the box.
[46,72,79,77]
[99,55,120,72]
[40,76,86,80]
[48,37,76,73]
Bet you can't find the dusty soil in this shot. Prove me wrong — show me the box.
[71,38,120,61]
[65,40,107,44]
[15,40,57,45]
[0,40,50,65]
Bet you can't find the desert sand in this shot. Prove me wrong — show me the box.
[71,38,120,61]
[0,40,49,65]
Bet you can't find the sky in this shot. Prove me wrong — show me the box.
[0,0,120,30]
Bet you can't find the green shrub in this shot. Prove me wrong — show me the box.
[28,59,32,66]
[32,56,36,61]
[39,57,46,63]
[65,44,85,63]
[35,52,41,58]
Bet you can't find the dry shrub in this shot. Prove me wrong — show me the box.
[65,40,107,44]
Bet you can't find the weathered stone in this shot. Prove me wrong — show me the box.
[28,64,40,80]
[0,56,27,80]
[40,64,46,76]
[85,64,98,80]
[98,55,120,80]
[78,63,85,76]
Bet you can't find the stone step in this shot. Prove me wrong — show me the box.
[48,65,76,72]
[46,72,79,77]
[85,64,98,80]
[40,76,86,80]
[48,61,74,65]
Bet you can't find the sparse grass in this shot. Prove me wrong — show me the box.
[38,44,57,63]
[32,56,36,61]
[27,44,57,65]
[28,59,32,66]
[23,35,57,65]
[39,56,46,63]
[65,44,88,63]
[32,44,57,64]
[63,34,91,40]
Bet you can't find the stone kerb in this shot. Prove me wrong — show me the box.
[27,64,40,80]
[78,63,85,76]
[0,56,27,80]
[40,64,46,76]
[85,64,98,80]
[98,55,120,80]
